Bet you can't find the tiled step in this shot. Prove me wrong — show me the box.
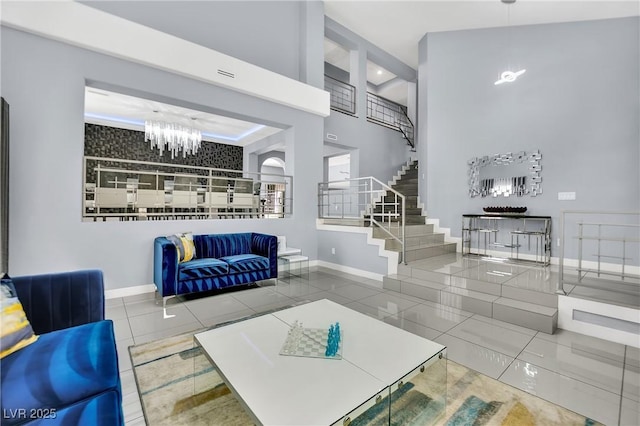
[450,274,502,296]
[365,214,425,225]
[372,224,434,239]
[320,218,368,226]
[394,177,418,185]
[400,171,418,179]
[501,283,558,308]
[405,242,456,262]
[383,274,444,302]
[493,298,557,334]
[384,233,445,251]
[440,286,498,317]
[405,215,426,225]
[382,195,418,206]
[383,270,558,334]
[389,185,418,195]
[373,205,422,215]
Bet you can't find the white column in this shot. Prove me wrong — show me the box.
[349,47,367,119]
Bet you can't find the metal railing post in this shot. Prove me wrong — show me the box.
[402,194,406,264]
[557,211,566,295]
[316,176,407,264]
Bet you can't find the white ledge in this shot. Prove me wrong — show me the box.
[1,1,330,117]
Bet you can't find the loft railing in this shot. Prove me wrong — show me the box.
[318,177,406,264]
[325,75,356,115]
[366,92,415,148]
[82,156,292,221]
[324,75,415,148]
[557,210,640,295]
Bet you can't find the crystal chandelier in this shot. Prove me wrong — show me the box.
[145,120,202,159]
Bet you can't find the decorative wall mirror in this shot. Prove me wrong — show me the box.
[468,150,542,197]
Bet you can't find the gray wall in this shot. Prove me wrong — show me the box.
[325,112,411,184]
[418,17,640,258]
[1,1,324,290]
[325,62,350,82]
[83,1,303,81]
[317,230,388,276]
[85,123,243,169]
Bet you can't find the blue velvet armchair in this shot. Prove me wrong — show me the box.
[1,270,123,426]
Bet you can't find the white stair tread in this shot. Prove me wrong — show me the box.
[494,297,557,316]
[441,286,499,302]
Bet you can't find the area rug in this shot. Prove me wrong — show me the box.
[129,309,602,426]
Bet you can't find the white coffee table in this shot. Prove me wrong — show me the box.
[194,299,446,426]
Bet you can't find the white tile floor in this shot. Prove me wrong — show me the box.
[107,267,640,426]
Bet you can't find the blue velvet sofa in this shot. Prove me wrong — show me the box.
[154,232,277,308]
[1,270,123,426]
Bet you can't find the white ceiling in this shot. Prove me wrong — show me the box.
[84,87,283,146]
[324,38,398,85]
[324,37,408,104]
[324,0,640,69]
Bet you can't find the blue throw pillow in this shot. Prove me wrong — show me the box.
[0,275,38,358]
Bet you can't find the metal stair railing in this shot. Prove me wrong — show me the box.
[366,92,415,148]
[318,177,406,264]
[558,210,640,295]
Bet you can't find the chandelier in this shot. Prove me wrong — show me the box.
[494,0,526,86]
[145,120,202,159]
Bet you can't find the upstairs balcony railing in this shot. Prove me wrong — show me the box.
[324,75,415,148]
[325,75,356,116]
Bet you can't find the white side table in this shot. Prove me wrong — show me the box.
[279,254,309,283]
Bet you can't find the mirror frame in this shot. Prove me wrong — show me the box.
[468,150,542,198]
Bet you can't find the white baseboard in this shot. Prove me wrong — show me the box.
[316,260,384,283]
[105,283,155,299]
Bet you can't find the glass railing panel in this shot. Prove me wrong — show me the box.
[83,156,292,221]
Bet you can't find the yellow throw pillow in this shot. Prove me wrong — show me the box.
[0,278,38,359]
[167,232,196,263]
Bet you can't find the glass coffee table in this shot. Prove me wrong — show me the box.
[195,299,447,425]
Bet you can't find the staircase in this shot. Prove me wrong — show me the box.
[383,257,558,334]
[372,160,456,262]
[376,161,556,334]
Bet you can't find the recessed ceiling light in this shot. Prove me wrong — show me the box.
[377,70,383,75]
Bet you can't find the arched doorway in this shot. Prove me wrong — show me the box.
[260,157,286,217]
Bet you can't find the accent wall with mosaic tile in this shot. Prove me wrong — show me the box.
[84,123,243,169]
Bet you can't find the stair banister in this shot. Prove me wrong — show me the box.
[317,176,406,265]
